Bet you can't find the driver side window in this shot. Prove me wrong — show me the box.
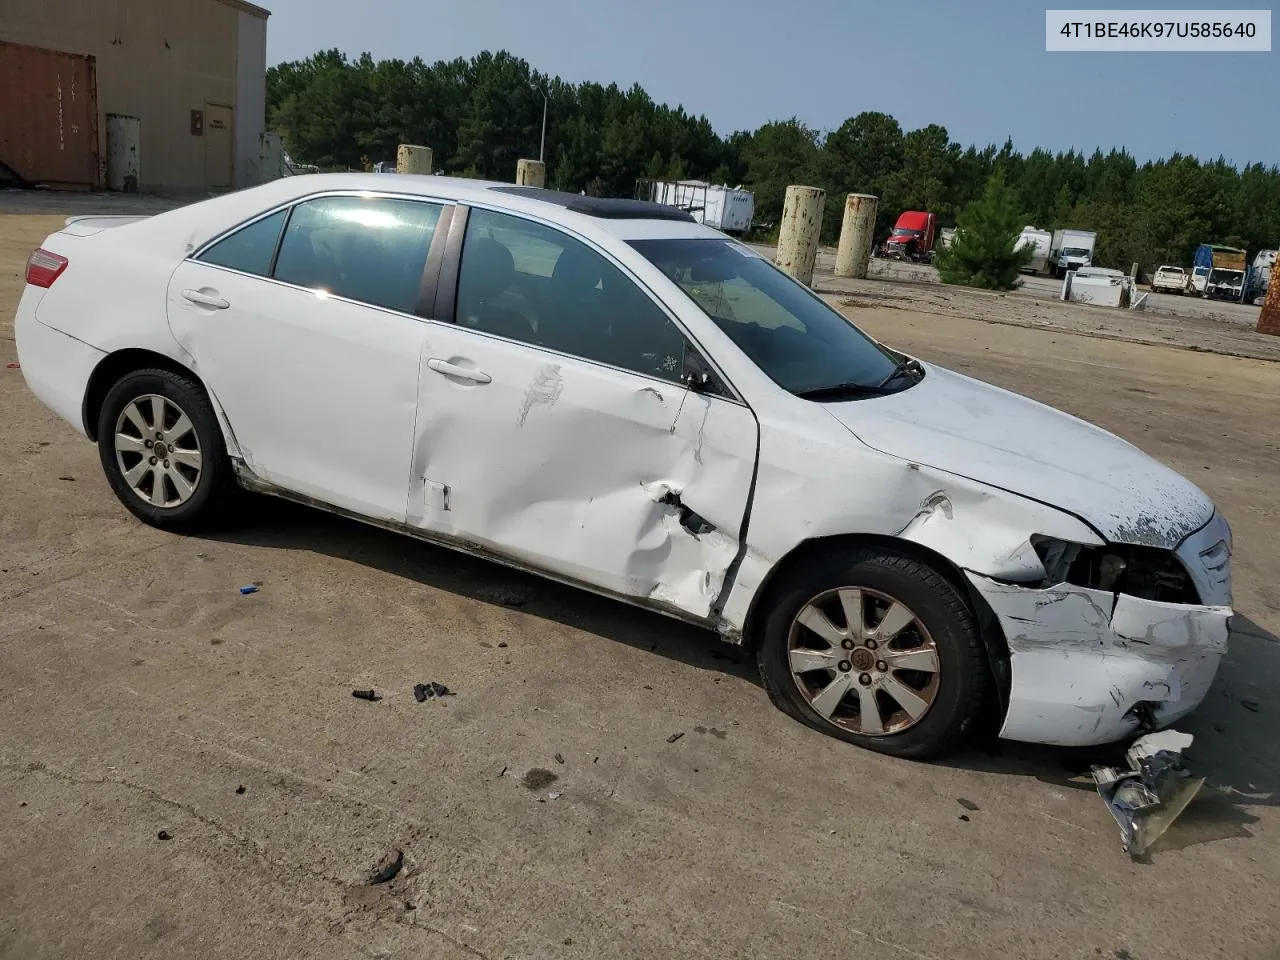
[454,208,690,384]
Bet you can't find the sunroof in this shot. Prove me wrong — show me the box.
[489,186,696,222]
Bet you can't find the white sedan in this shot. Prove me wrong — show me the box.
[14,174,1233,758]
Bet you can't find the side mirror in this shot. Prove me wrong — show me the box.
[682,369,711,391]
[681,350,714,392]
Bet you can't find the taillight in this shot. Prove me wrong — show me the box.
[26,248,68,288]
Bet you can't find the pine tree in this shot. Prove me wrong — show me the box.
[935,172,1033,290]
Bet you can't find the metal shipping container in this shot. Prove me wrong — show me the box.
[0,41,100,188]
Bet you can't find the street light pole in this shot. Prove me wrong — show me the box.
[530,80,548,164]
[539,91,547,164]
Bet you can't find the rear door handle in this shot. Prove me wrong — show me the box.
[427,358,492,384]
[182,289,230,309]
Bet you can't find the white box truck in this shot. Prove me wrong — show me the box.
[1049,229,1098,278]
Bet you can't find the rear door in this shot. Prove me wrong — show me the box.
[407,206,758,619]
[168,193,448,523]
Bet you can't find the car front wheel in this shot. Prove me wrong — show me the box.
[757,548,988,760]
[97,368,235,531]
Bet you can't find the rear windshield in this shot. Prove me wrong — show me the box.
[628,238,898,394]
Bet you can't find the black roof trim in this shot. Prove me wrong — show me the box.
[488,186,696,222]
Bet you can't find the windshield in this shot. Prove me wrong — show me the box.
[1209,269,1243,283]
[1063,247,1090,257]
[629,238,900,395]
[890,228,923,238]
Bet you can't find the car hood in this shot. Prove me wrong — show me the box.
[822,365,1214,549]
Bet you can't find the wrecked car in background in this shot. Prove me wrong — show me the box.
[14,174,1233,759]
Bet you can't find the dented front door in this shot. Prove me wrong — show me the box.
[407,326,757,620]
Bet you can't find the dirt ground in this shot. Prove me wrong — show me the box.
[2,199,1279,960]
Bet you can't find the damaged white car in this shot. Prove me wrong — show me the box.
[14,175,1233,758]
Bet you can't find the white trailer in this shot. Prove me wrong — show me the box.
[1016,226,1052,274]
[639,179,755,234]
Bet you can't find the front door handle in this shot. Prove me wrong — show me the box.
[427,358,492,384]
[182,289,230,309]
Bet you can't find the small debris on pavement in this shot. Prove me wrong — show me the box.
[58,476,75,482]
[554,753,565,764]
[542,790,563,802]
[235,785,246,795]
[351,689,381,702]
[1092,729,1204,858]
[666,732,685,744]
[368,849,404,884]
[157,830,171,840]
[959,815,970,822]
[957,798,979,811]
[404,901,416,911]
[413,681,455,701]
[521,768,558,790]
[694,726,727,740]
[1240,699,1259,712]
[5,362,19,369]
[498,641,508,648]
[482,585,532,607]
[239,584,259,595]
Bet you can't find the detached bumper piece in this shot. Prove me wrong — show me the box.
[1091,730,1204,858]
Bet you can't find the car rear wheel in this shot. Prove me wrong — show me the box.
[97,368,235,531]
[757,548,988,760]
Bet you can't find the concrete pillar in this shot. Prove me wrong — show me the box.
[1258,267,1280,336]
[775,185,825,286]
[833,193,879,279]
[396,144,433,175]
[105,114,140,193]
[516,159,546,188]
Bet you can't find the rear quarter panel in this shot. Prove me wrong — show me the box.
[34,229,190,362]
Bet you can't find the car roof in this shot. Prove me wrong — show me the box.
[269,173,720,241]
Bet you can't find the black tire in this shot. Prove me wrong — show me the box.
[756,547,988,760]
[96,368,235,531]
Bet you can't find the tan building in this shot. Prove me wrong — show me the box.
[0,0,270,193]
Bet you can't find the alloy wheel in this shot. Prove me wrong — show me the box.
[113,394,204,508]
[787,586,941,736]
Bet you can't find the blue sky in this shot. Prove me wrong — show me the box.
[263,0,1277,166]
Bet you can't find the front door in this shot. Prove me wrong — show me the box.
[204,103,233,190]
[168,194,447,522]
[409,207,758,620]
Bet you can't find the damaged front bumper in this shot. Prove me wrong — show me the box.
[967,572,1230,746]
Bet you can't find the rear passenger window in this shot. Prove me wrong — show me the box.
[455,208,689,382]
[198,209,286,276]
[272,196,443,313]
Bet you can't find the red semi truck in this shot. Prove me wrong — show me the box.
[883,211,938,262]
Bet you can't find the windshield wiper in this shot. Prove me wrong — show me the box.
[877,355,925,389]
[795,381,896,401]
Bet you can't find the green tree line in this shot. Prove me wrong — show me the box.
[267,49,1280,271]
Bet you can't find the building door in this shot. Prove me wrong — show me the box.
[204,103,233,190]
[0,42,99,188]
